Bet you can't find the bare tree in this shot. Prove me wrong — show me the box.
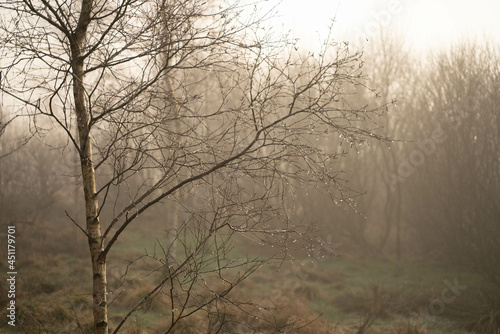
[318,30,413,263]
[0,1,388,332]
[405,41,500,286]
[361,29,414,266]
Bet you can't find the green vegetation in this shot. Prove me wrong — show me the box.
[2,220,497,333]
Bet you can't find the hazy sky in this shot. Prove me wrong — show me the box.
[271,0,500,51]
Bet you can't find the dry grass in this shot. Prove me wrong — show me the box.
[0,218,495,333]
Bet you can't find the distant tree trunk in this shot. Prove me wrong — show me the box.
[70,0,108,332]
[162,5,181,265]
[163,63,179,265]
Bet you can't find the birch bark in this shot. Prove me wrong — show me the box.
[70,0,108,332]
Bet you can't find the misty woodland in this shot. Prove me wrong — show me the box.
[0,1,498,333]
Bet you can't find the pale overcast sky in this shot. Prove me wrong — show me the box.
[270,0,500,51]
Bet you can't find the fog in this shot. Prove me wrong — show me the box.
[0,1,499,333]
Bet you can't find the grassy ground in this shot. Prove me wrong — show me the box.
[257,255,482,333]
[1,219,498,333]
